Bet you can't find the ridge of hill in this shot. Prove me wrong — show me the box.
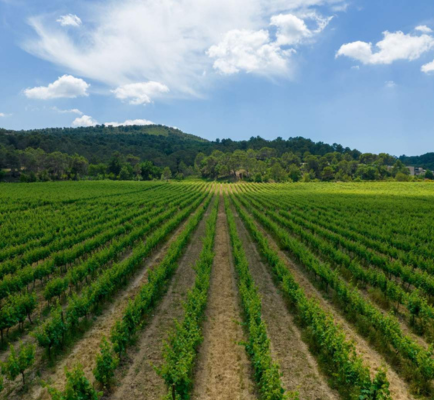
[0,124,430,171]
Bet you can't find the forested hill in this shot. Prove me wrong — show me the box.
[0,124,361,169]
[2,124,430,182]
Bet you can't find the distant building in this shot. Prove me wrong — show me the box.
[386,165,426,176]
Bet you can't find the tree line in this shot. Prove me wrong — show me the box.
[399,152,434,171]
[0,148,171,182]
[195,148,434,182]
[1,125,433,182]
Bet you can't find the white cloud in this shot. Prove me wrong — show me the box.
[331,3,349,12]
[351,65,360,70]
[385,80,396,88]
[207,11,330,76]
[72,115,98,127]
[271,14,310,46]
[336,31,434,65]
[104,119,154,127]
[112,82,169,105]
[416,25,433,34]
[24,75,90,99]
[73,116,154,128]
[271,12,332,46]
[24,0,341,94]
[337,41,372,63]
[422,60,434,73]
[57,14,82,27]
[267,0,346,10]
[0,113,8,117]
[207,29,293,75]
[52,106,83,115]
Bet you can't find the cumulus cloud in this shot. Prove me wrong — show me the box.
[207,10,332,76]
[24,0,341,94]
[104,119,154,127]
[52,106,83,115]
[385,80,396,88]
[57,14,82,27]
[112,82,169,105]
[0,113,8,117]
[416,25,433,34]
[336,31,434,65]
[72,115,98,127]
[207,29,293,75]
[271,12,332,46]
[24,75,90,99]
[422,60,434,73]
[73,116,155,128]
[271,14,311,46]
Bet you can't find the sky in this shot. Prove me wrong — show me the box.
[1,0,434,156]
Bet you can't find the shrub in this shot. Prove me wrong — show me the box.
[93,337,119,388]
[1,342,35,384]
[47,364,101,400]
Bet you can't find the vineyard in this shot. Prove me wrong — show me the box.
[0,180,433,400]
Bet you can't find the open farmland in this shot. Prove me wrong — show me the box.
[0,181,434,400]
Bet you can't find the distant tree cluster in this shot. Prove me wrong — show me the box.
[0,147,88,182]
[196,149,433,182]
[0,145,194,182]
[399,153,434,171]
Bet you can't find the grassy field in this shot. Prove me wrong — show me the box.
[0,181,433,400]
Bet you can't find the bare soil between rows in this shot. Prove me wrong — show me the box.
[191,196,256,400]
[0,204,161,359]
[6,198,207,400]
[105,199,213,400]
[232,204,339,400]
[234,195,415,400]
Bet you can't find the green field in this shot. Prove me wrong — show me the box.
[0,181,433,400]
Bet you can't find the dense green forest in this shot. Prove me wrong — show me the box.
[0,124,432,182]
[399,153,434,171]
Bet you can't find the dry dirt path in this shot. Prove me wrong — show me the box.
[191,197,256,400]
[235,197,415,400]
[232,205,339,400]
[106,200,213,400]
[8,198,208,400]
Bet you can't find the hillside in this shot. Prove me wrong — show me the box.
[0,124,427,182]
[0,124,361,169]
[399,153,434,171]
[0,124,207,141]
[0,125,208,168]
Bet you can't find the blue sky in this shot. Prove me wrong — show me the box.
[1,0,434,156]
